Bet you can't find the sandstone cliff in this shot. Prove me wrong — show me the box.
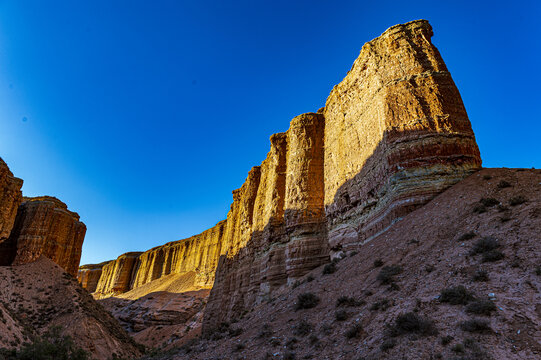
[203,20,481,330]
[0,158,23,264]
[82,20,481,332]
[77,261,111,293]
[6,196,87,276]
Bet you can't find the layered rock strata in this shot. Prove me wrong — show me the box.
[83,20,481,332]
[203,20,481,330]
[77,261,111,293]
[0,158,23,264]
[94,252,142,298]
[6,196,87,276]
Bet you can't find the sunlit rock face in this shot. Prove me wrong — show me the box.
[6,196,87,276]
[323,20,481,252]
[0,158,23,264]
[204,112,329,329]
[77,261,111,293]
[91,220,227,298]
[203,20,481,331]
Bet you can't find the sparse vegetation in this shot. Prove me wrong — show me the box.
[460,319,491,333]
[295,293,320,310]
[472,269,489,282]
[509,195,527,206]
[257,324,273,339]
[441,335,454,346]
[373,259,384,267]
[322,262,337,275]
[370,298,391,311]
[293,320,313,336]
[466,299,496,315]
[458,231,476,241]
[345,322,363,339]
[473,204,486,214]
[0,326,89,360]
[377,265,402,285]
[482,174,492,180]
[380,338,396,351]
[470,237,500,255]
[497,180,511,188]
[335,309,348,321]
[336,296,363,307]
[536,266,541,276]
[439,286,475,305]
[482,250,505,262]
[480,197,499,207]
[387,312,437,337]
[451,343,465,353]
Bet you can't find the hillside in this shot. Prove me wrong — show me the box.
[0,257,142,360]
[144,168,540,360]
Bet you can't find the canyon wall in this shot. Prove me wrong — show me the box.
[82,20,481,331]
[203,20,481,330]
[0,158,87,275]
[7,197,87,276]
[78,261,111,293]
[0,158,23,264]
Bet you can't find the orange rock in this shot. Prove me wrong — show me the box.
[77,261,111,293]
[0,158,23,264]
[7,196,87,276]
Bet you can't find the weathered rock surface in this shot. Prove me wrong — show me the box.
[81,20,482,333]
[77,261,110,293]
[0,158,23,264]
[94,252,141,298]
[6,196,87,276]
[0,257,142,360]
[203,20,481,330]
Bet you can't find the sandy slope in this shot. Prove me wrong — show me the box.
[153,168,541,360]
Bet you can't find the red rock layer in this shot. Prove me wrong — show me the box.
[7,196,87,276]
[0,158,23,264]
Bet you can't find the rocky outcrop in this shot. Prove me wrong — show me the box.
[94,252,142,298]
[77,261,110,293]
[323,20,481,252]
[0,158,23,264]
[4,196,87,276]
[203,20,481,330]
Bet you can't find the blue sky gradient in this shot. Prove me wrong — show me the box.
[0,1,539,264]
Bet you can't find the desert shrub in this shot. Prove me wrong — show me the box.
[451,343,465,353]
[536,266,541,276]
[370,298,391,311]
[441,335,454,346]
[283,350,296,360]
[380,338,396,351]
[306,275,314,282]
[472,204,486,214]
[0,326,89,360]
[482,250,505,262]
[293,320,312,336]
[472,269,489,282]
[460,319,491,333]
[458,231,476,241]
[373,259,384,267]
[388,312,437,337]
[480,198,499,207]
[345,322,363,339]
[466,299,496,315]
[257,324,273,339]
[285,337,297,349]
[228,327,243,337]
[336,296,363,307]
[482,174,492,180]
[509,195,527,206]
[377,265,402,285]
[233,343,245,352]
[335,309,348,321]
[295,293,319,310]
[322,262,337,275]
[497,180,511,188]
[470,237,500,255]
[439,286,475,305]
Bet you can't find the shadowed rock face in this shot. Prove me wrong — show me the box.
[203,20,481,331]
[94,252,142,298]
[81,20,481,332]
[0,158,23,263]
[77,261,111,293]
[6,197,87,276]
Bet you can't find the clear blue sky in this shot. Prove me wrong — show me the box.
[0,1,539,265]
